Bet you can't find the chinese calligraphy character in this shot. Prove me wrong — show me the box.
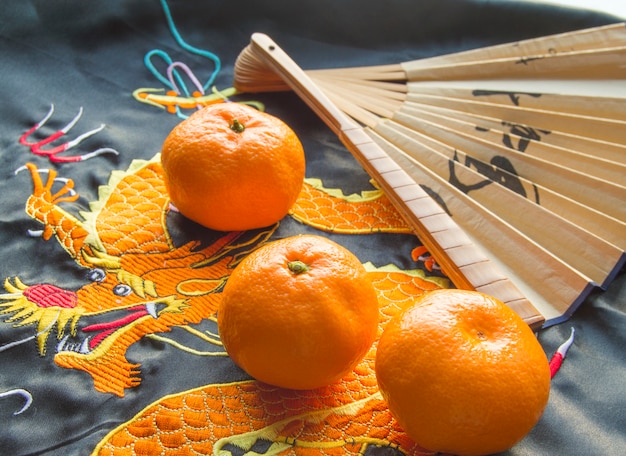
[500,121,551,152]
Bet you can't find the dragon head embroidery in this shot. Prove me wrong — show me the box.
[0,158,271,396]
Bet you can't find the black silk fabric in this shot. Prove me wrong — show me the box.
[1,1,625,455]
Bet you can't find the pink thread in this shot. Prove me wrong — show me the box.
[167,61,205,97]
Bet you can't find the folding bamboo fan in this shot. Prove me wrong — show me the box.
[233,23,626,330]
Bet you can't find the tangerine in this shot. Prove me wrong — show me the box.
[218,234,379,390]
[375,289,550,455]
[161,103,305,231]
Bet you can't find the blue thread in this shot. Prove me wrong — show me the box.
[140,0,224,119]
[175,106,189,119]
[160,0,222,89]
[144,50,176,90]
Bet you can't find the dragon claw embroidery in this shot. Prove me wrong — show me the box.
[18,104,118,163]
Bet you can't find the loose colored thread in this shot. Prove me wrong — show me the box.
[131,86,239,114]
[144,50,180,92]
[0,389,33,415]
[142,0,222,118]
[139,1,266,117]
[158,0,221,91]
[549,327,575,379]
[167,61,205,97]
[18,104,118,163]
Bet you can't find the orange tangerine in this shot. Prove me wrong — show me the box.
[218,234,380,390]
[161,103,305,231]
[375,289,551,455]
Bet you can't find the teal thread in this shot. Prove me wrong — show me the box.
[144,49,179,91]
[143,0,223,118]
[159,0,221,90]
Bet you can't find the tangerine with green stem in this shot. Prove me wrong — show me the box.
[161,103,305,231]
[218,234,380,390]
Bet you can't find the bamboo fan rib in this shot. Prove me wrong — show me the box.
[233,23,626,328]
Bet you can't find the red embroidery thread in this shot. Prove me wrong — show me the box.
[549,327,575,378]
[19,104,118,163]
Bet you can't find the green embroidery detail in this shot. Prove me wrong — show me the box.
[303,177,384,202]
[363,261,451,288]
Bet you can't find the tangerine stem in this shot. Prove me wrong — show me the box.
[288,260,309,275]
[230,118,245,133]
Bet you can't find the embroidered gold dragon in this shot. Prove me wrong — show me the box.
[0,156,441,400]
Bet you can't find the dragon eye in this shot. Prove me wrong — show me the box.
[112,284,132,296]
[87,268,106,283]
